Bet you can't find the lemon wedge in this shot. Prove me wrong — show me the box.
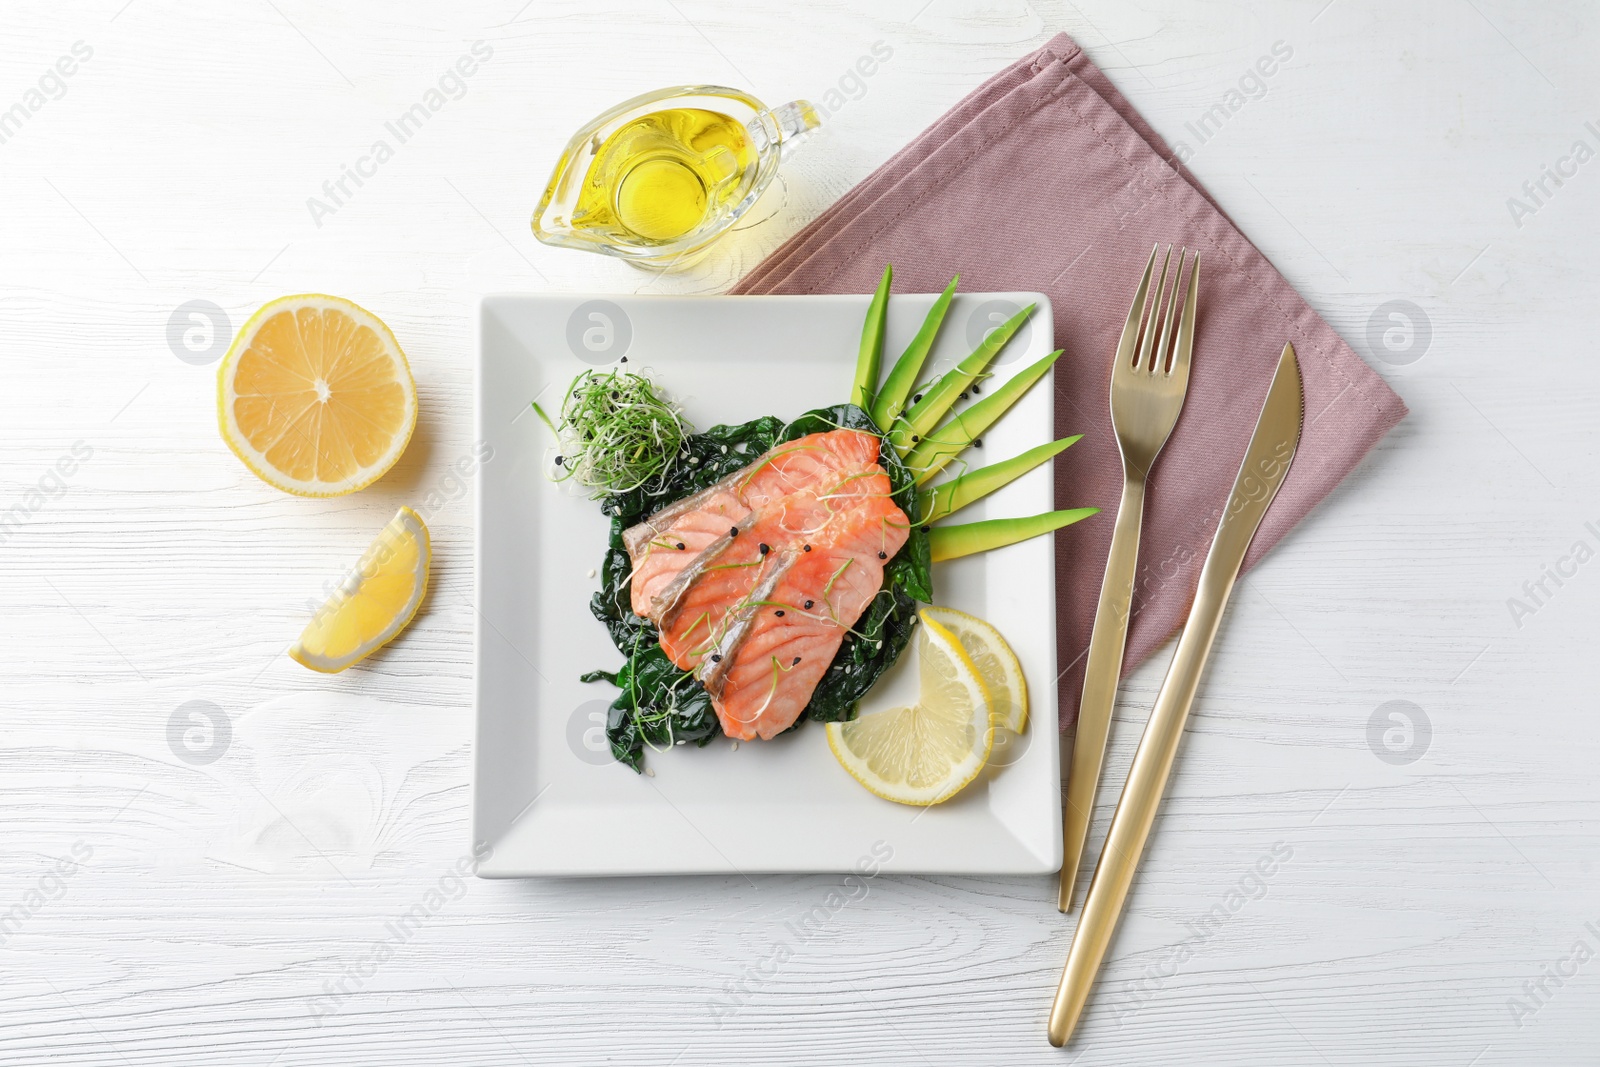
[825,614,993,806]
[918,605,1028,733]
[218,294,417,497]
[289,507,430,673]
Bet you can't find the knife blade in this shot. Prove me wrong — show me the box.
[1047,342,1304,1047]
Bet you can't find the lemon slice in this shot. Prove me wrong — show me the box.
[289,507,430,673]
[919,605,1028,733]
[825,614,993,806]
[218,294,417,497]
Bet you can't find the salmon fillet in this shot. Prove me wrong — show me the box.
[625,481,749,619]
[656,485,845,671]
[624,431,884,622]
[625,428,910,741]
[709,480,907,740]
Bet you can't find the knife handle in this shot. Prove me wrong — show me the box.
[1059,474,1146,912]
[1047,566,1234,1047]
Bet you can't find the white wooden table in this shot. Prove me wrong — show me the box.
[3,1,1596,1063]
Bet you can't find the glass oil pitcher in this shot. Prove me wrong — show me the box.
[532,86,820,269]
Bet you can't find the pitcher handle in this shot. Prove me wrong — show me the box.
[749,99,822,155]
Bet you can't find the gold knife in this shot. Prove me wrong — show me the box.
[1047,342,1304,1048]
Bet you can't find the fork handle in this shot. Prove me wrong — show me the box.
[1058,473,1146,911]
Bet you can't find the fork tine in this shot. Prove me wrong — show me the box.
[1114,244,1160,372]
[1169,252,1200,380]
[1152,248,1186,375]
[1135,245,1173,371]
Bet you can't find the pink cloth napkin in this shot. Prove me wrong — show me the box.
[733,32,1407,730]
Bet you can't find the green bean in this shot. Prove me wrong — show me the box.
[905,350,1062,485]
[850,264,893,412]
[871,275,958,430]
[919,435,1082,524]
[887,303,1035,455]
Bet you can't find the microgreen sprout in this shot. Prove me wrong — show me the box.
[533,369,690,498]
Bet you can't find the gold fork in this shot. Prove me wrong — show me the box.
[1058,244,1198,912]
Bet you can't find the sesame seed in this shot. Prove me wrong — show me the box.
[676,542,685,550]
[912,393,922,403]
[802,544,812,552]
[973,438,983,447]
[972,384,981,395]
[775,610,785,617]
[804,600,814,609]
[711,654,722,662]
[792,657,801,666]
[877,551,887,559]
[554,455,565,466]
[920,525,930,533]
[620,356,629,363]
[729,526,739,537]
[758,543,770,555]
[911,435,920,443]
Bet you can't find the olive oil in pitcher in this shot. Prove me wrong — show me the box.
[575,108,757,242]
[534,86,820,268]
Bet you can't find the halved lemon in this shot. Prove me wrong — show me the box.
[218,294,417,497]
[288,506,430,673]
[919,605,1028,733]
[825,614,993,806]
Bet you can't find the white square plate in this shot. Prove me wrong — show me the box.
[474,292,1062,876]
